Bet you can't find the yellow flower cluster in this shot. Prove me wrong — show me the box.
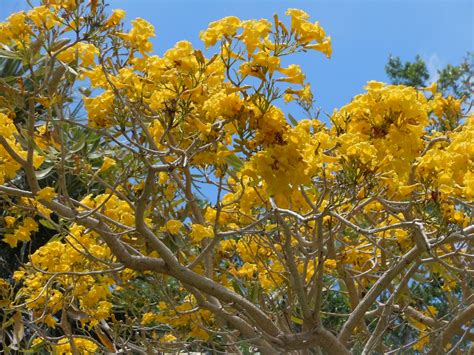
[0,113,23,185]
[243,119,335,194]
[15,193,139,328]
[162,219,184,234]
[53,337,98,354]
[0,112,46,185]
[104,9,126,28]
[28,5,60,30]
[0,12,30,46]
[286,8,331,57]
[18,229,114,326]
[57,43,99,67]
[83,91,115,128]
[417,115,474,199]
[3,217,38,248]
[189,224,214,243]
[333,82,431,196]
[120,18,155,54]
[36,187,57,202]
[141,299,213,341]
[200,16,241,48]
[0,1,87,47]
[43,0,78,12]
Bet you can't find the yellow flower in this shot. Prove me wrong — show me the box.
[31,338,44,347]
[13,269,25,281]
[200,16,241,48]
[83,90,115,128]
[298,21,326,44]
[43,0,78,11]
[57,43,99,67]
[36,187,57,202]
[236,262,258,279]
[190,224,214,243]
[424,81,437,96]
[28,6,60,30]
[141,312,157,326]
[306,37,332,58]
[425,305,438,316]
[3,217,38,248]
[278,64,305,85]
[239,19,272,54]
[189,324,210,341]
[104,9,126,28]
[324,259,337,270]
[252,51,281,72]
[44,314,57,328]
[121,18,155,54]
[163,219,183,234]
[160,333,177,343]
[285,8,310,34]
[98,157,116,173]
[53,337,98,354]
[4,216,16,227]
[398,184,419,197]
[413,333,430,351]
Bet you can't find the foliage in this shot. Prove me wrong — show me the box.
[386,53,473,101]
[385,55,429,87]
[0,1,472,354]
[437,53,473,101]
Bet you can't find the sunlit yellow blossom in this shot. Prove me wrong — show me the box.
[278,64,305,84]
[98,157,116,173]
[160,333,177,343]
[121,18,155,54]
[163,219,183,234]
[28,6,60,30]
[4,216,16,227]
[200,16,241,48]
[306,37,332,58]
[104,9,126,28]
[239,19,272,54]
[36,187,57,202]
[190,224,214,243]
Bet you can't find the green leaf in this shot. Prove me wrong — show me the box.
[225,154,243,170]
[39,219,58,231]
[291,315,303,325]
[249,282,259,302]
[0,49,21,60]
[288,113,298,126]
[69,134,87,153]
[231,280,244,296]
[35,165,54,180]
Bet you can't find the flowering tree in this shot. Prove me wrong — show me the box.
[0,1,472,353]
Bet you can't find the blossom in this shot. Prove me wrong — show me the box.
[190,224,214,243]
[104,9,126,28]
[160,333,177,343]
[36,187,57,202]
[121,18,155,54]
[163,219,183,234]
[98,157,116,173]
[200,16,241,48]
[278,64,305,84]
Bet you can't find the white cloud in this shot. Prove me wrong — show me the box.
[425,53,442,82]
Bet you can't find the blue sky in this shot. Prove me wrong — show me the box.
[1,0,472,115]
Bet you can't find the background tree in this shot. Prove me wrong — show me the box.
[385,55,430,87]
[386,53,473,101]
[0,1,472,354]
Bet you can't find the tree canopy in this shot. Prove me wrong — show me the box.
[0,1,472,354]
